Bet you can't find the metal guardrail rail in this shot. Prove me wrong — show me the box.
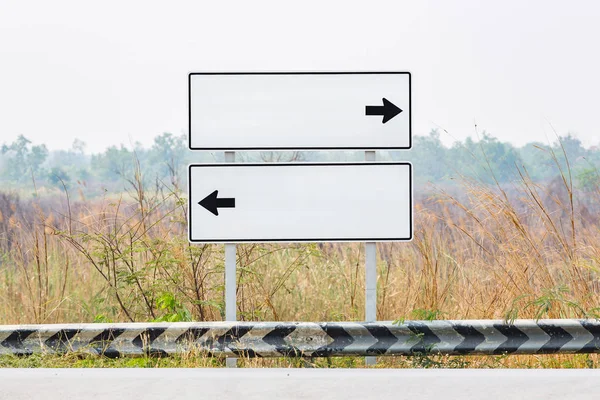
[1,320,599,358]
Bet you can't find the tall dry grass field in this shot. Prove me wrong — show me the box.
[0,150,599,368]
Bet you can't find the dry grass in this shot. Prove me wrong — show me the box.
[0,148,599,368]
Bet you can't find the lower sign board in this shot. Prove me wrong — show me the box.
[188,163,412,243]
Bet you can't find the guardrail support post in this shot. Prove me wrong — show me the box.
[365,150,377,366]
[225,151,237,368]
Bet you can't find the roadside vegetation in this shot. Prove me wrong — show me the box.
[0,131,600,368]
[2,353,600,369]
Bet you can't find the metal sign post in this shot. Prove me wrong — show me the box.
[364,150,377,366]
[224,151,237,368]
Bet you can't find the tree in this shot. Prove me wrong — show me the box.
[90,145,135,182]
[554,134,585,162]
[404,130,448,183]
[447,133,522,184]
[72,138,86,155]
[148,133,187,187]
[0,135,48,182]
[47,166,70,188]
[45,139,90,185]
[518,142,555,181]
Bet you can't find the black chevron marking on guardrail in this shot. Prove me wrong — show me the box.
[132,328,168,356]
[452,324,486,354]
[578,321,600,353]
[365,325,398,355]
[537,324,574,354]
[493,324,529,354]
[90,328,126,358]
[217,326,253,348]
[262,325,300,356]
[90,328,126,345]
[44,329,81,353]
[216,325,254,357]
[408,322,441,354]
[0,330,36,355]
[175,327,210,344]
[132,328,167,348]
[312,324,354,357]
[230,347,259,358]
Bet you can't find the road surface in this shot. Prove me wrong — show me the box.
[1,368,598,399]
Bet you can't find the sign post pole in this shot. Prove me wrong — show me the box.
[224,151,237,368]
[365,150,377,366]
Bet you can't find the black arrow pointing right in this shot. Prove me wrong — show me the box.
[199,190,235,216]
[365,98,403,124]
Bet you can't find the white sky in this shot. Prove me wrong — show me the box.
[1,0,599,152]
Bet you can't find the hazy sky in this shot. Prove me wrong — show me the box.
[1,0,599,152]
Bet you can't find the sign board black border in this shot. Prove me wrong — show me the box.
[188,72,412,151]
[188,162,413,243]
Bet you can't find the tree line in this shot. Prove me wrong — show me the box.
[0,131,597,195]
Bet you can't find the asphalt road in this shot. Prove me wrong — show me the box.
[1,368,599,399]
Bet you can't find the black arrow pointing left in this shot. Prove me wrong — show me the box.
[199,190,235,216]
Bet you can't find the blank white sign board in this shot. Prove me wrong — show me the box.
[188,163,412,243]
[189,72,411,150]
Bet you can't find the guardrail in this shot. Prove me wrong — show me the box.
[1,320,599,357]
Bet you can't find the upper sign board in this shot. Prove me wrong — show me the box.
[188,162,412,243]
[189,72,411,150]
